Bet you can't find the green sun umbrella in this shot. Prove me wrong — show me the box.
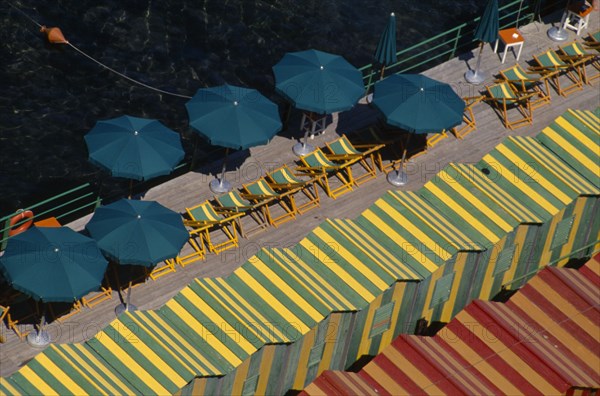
[0,226,108,345]
[465,0,499,84]
[374,12,398,79]
[372,74,465,186]
[185,84,282,193]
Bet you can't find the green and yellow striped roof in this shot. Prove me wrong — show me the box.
[536,109,600,188]
[420,164,522,248]
[447,163,544,224]
[9,343,139,396]
[0,377,25,396]
[479,136,582,221]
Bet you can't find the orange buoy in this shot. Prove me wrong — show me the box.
[8,210,34,236]
[40,26,68,44]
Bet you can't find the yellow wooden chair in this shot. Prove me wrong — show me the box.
[175,238,206,268]
[243,178,297,227]
[499,64,553,109]
[450,96,485,139]
[530,48,584,96]
[0,304,33,341]
[48,300,84,323]
[295,147,356,199]
[81,285,113,309]
[266,164,320,214]
[148,258,177,281]
[558,41,599,85]
[485,82,534,130]
[184,200,244,253]
[324,134,384,184]
[214,190,273,237]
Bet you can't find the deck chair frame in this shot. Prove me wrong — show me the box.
[176,237,206,267]
[530,49,584,97]
[266,164,321,214]
[324,134,384,185]
[214,190,273,237]
[485,82,534,130]
[184,201,243,254]
[499,65,552,110]
[148,258,177,281]
[295,147,356,199]
[451,96,485,139]
[243,178,297,227]
[557,41,600,85]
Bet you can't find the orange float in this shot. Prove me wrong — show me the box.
[40,26,68,44]
[8,210,34,236]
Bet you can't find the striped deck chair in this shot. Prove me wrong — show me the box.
[214,190,273,237]
[324,134,384,184]
[450,96,485,139]
[148,258,177,280]
[585,30,600,48]
[81,285,113,309]
[295,147,355,199]
[485,82,534,130]
[243,177,297,226]
[530,49,584,96]
[184,200,244,254]
[499,64,552,109]
[48,300,83,323]
[558,41,599,85]
[266,164,320,214]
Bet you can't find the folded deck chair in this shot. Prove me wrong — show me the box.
[295,147,356,199]
[499,64,552,109]
[266,164,320,214]
[324,134,384,184]
[450,96,485,139]
[243,177,297,226]
[214,190,273,237]
[558,41,599,85]
[184,200,244,254]
[485,81,534,130]
[530,48,584,96]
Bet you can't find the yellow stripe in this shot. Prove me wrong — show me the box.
[424,183,500,243]
[317,315,340,373]
[35,354,87,396]
[556,117,600,152]
[440,256,466,322]
[200,204,219,221]
[179,288,256,354]
[421,267,444,322]
[362,362,411,394]
[569,109,600,133]
[108,321,187,386]
[375,200,452,261]
[62,344,135,395]
[18,367,59,396]
[165,299,243,366]
[52,345,115,396]
[379,283,406,349]
[272,249,356,310]
[230,358,250,395]
[541,126,600,174]
[513,65,529,79]
[248,258,324,322]
[300,239,377,301]
[234,267,311,333]
[292,332,316,389]
[500,227,528,291]
[201,277,289,342]
[483,153,559,214]
[255,346,276,394]
[362,210,439,273]
[382,346,446,394]
[312,227,390,290]
[0,381,22,396]
[357,295,380,357]
[500,83,514,98]
[497,142,573,205]
[439,171,514,232]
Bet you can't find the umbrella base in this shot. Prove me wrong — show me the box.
[547,26,569,42]
[209,178,232,194]
[293,142,315,156]
[464,69,486,84]
[115,303,137,316]
[387,170,408,186]
[27,330,51,348]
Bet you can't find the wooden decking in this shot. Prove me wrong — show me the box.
[1,12,599,377]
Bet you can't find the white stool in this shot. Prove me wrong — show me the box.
[562,4,592,36]
[300,112,327,139]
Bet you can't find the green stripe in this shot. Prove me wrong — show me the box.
[0,377,25,396]
[12,359,72,396]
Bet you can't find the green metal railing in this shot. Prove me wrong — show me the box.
[0,0,567,251]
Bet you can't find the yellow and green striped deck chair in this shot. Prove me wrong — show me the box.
[295,147,355,199]
[499,64,552,110]
[530,48,584,97]
[585,30,600,49]
[184,200,243,255]
[214,190,272,237]
[325,134,384,184]
[266,164,320,214]
[558,41,599,85]
[243,177,297,226]
[450,95,485,139]
[485,81,533,130]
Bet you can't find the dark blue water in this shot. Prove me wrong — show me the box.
[0,0,482,216]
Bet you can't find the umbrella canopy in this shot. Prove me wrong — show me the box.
[474,0,499,44]
[374,12,398,66]
[272,49,365,114]
[84,115,185,181]
[372,74,465,133]
[0,227,108,302]
[85,199,188,266]
[185,84,282,150]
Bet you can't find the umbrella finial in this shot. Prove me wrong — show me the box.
[136,214,142,219]
[320,65,324,70]
[391,12,395,16]
[54,248,59,253]
[134,130,139,136]
[233,101,239,106]
[420,87,424,91]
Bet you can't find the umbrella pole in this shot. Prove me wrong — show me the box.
[27,304,50,347]
[128,179,133,199]
[465,42,486,84]
[125,281,132,309]
[379,65,386,80]
[210,148,232,193]
[387,134,410,186]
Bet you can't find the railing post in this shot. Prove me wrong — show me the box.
[450,25,462,61]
